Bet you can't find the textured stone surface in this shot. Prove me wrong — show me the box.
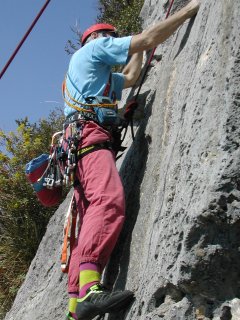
[5,0,240,319]
[4,192,73,320]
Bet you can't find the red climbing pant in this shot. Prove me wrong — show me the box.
[67,121,125,293]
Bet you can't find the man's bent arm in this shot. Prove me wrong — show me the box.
[129,0,200,55]
[123,52,143,88]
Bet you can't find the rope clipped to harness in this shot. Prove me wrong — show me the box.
[123,0,175,140]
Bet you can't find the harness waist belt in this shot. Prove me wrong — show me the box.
[65,111,98,126]
[77,141,113,160]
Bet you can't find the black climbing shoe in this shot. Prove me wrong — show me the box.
[76,283,134,320]
[65,311,76,320]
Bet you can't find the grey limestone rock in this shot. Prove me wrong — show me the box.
[5,0,240,319]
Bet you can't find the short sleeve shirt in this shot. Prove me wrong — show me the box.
[64,36,132,117]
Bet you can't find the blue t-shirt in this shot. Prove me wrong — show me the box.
[64,36,132,117]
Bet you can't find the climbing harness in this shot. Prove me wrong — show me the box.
[62,73,120,127]
[77,141,113,159]
[25,119,117,208]
[62,70,128,159]
[122,0,176,140]
[0,0,52,79]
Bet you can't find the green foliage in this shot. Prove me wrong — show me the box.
[0,108,64,319]
[65,26,82,55]
[0,1,145,318]
[97,0,144,36]
[65,0,144,55]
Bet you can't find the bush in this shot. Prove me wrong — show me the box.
[65,0,144,54]
[97,0,144,36]
[0,109,64,318]
[1,0,145,317]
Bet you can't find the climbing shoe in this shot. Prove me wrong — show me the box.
[66,311,77,320]
[76,283,134,320]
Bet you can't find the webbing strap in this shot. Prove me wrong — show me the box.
[103,73,112,97]
[64,81,117,108]
[77,141,113,160]
[61,215,71,273]
[61,194,77,273]
[62,73,117,112]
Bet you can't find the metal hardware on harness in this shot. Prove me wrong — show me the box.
[42,146,64,189]
[65,110,98,126]
[62,122,83,187]
[55,163,62,187]
[43,175,55,188]
[36,131,66,190]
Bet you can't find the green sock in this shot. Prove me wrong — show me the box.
[79,262,101,299]
[68,297,77,313]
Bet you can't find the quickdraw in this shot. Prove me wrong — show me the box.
[35,131,63,188]
[42,123,114,191]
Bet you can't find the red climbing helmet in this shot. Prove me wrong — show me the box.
[81,23,117,45]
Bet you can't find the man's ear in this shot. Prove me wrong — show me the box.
[90,32,99,40]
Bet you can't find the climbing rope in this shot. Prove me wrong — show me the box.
[0,0,52,79]
[137,0,175,97]
[123,0,176,138]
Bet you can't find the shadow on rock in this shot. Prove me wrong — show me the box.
[174,16,196,59]
[102,92,156,319]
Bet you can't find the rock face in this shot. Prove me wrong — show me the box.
[5,0,240,319]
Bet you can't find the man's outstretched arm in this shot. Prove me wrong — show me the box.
[129,0,200,55]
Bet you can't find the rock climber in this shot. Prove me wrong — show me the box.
[63,1,200,319]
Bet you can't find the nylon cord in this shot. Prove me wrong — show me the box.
[0,0,52,79]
